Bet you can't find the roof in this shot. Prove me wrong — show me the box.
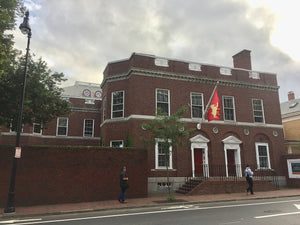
[62,81,102,99]
[280,98,300,116]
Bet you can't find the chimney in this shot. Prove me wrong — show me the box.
[288,91,295,101]
[232,49,252,70]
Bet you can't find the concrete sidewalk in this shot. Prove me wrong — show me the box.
[1,188,300,219]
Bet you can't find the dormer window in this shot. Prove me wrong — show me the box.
[155,58,169,67]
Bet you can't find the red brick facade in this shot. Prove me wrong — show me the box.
[100,50,286,192]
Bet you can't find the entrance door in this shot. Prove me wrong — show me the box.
[194,148,203,176]
[227,150,236,176]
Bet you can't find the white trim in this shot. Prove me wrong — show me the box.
[110,140,124,148]
[190,135,210,177]
[222,136,242,177]
[56,117,68,136]
[156,88,170,116]
[155,138,172,170]
[222,95,236,122]
[252,98,265,124]
[287,159,300,178]
[100,114,283,129]
[190,92,204,119]
[83,119,94,137]
[255,142,271,169]
[111,90,125,119]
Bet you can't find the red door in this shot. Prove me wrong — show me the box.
[194,148,203,176]
[227,150,236,176]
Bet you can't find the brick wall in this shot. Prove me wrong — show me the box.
[0,146,148,207]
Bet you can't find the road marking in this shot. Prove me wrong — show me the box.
[8,199,300,225]
[0,218,42,224]
[294,204,300,210]
[255,211,300,219]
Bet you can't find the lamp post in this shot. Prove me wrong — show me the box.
[4,11,32,214]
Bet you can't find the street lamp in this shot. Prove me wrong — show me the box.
[4,10,32,214]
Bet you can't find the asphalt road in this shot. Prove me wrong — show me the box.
[1,197,300,225]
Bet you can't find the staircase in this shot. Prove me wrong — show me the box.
[176,178,203,194]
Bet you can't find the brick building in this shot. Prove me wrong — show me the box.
[0,81,101,146]
[281,91,300,154]
[100,50,286,193]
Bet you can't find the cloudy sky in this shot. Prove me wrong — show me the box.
[12,0,300,102]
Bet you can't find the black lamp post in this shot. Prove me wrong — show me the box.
[4,11,31,214]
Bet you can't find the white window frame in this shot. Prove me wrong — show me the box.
[102,96,106,122]
[111,90,124,119]
[56,117,68,136]
[110,140,124,148]
[255,143,271,169]
[252,99,265,123]
[155,138,172,170]
[190,92,204,119]
[33,123,42,135]
[156,88,170,116]
[83,119,94,137]
[223,96,236,121]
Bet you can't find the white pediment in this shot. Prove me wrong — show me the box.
[222,135,242,144]
[190,134,210,143]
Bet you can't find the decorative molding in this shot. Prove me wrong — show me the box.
[101,67,279,92]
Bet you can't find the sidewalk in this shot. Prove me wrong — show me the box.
[1,188,300,219]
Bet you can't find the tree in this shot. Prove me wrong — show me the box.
[0,54,71,128]
[141,106,194,199]
[0,0,71,129]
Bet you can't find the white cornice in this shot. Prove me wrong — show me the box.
[100,114,283,129]
[101,68,279,92]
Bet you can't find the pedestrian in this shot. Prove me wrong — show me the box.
[245,164,254,195]
[118,166,129,203]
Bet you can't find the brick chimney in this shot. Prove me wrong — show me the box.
[288,91,295,101]
[232,49,252,70]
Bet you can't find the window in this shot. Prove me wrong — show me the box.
[252,99,265,123]
[57,117,68,136]
[255,143,271,169]
[85,99,95,104]
[10,119,23,132]
[223,96,235,121]
[33,123,42,135]
[156,89,169,115]
[102,96,106,122]
[155,139,172,169]
[110,140,123,148]
[83,119,94,137]
[189,63,201,71]
[111,91,124,118]
[191,92,203,118]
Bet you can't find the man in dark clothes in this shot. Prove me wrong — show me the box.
[118,166,129,203]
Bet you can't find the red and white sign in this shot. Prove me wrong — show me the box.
[15,147,21,158]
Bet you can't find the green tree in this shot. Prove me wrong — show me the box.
[141,106,194,199]
[0,54,71,128]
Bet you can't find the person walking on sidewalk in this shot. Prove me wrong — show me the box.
[118,166,129,203]
[245,164,254,195]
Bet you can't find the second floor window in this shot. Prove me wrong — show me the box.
[57,117,68,136]
[111,91,124,118]
[156,88,169,115]
[223,96,235,121]
[252,99,264,123]
[83,119,94,137]
[191,92,203,118]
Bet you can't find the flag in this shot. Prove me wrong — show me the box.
[207,89,220,121]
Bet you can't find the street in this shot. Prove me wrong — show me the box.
[1,197,300,225]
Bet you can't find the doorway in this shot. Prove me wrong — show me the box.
[227,150,236,176]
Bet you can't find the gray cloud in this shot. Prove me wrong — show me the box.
[13,0,300,102]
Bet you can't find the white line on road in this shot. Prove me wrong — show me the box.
[255,211,300,219]
[0,218,42,224]
[8,199,300,225]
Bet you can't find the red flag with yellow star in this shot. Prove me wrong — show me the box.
[207,89,220,121]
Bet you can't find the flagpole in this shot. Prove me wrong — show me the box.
[197,81,219,129]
